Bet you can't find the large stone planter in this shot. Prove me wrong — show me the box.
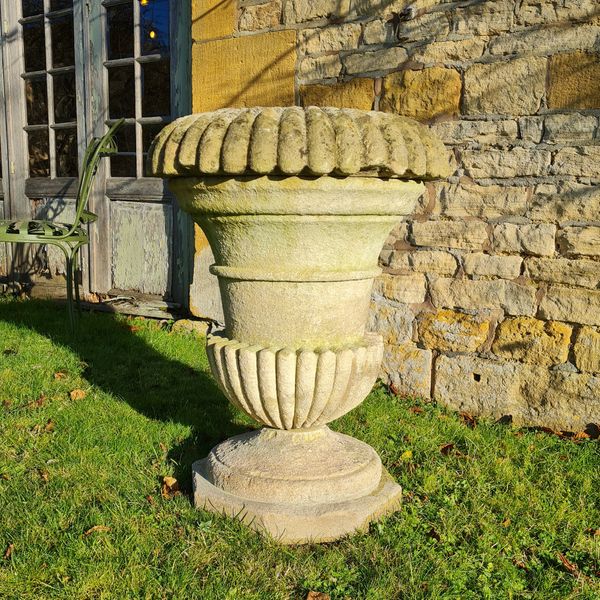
[149,107,450,544]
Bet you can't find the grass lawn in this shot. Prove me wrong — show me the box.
[0,297,598,599]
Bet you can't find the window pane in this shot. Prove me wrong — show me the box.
[107,3,134,60]
[50,0,73,10]
[51,15,75,68]
[108,65,135,118]
[28,129,50,177]
[55,128,78,177]
[141,60,170,117]
[23,20,46,72]
[111,125,136,177]
[22,0,43,18]
[140,0,170,55]
[25,78,48,125]
[53,71,76,122]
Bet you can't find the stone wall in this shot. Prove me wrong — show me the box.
[190,0,600,430]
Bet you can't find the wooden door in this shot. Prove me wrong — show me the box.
[0,0,192,309]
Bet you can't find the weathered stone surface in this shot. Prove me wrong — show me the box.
[452,1,514,35]
[373,273,426,304]
[493,223,556,257]
[362,19,395,45]
[543,113,597,143]
[552,146,600,176]
[529,183,600,222]
[299,54,343,82]
[192,0,236,41]
[172,319,210,337]
[430,277,537,315]
[573,326,600,373]
[409,250,458,275]
[239,0,281,30]
[548,51,600,109]
[433,119,518,145]
[434,182,528,218]
[283,0,343,23]
[382,342,432,398]
[462,147,551,179]
[518,116,544,143]
[526,257,600,289]
[299,79,373,110]
[418,309,489,352]
[368,299,414,345]
[463,253,523,279]
[492,316,572,366]
[411,38,486,64]
[381,67,461,121]
[434,354,600,431]
[464,58,546,115]
[540,286,600,326]
[299,23,361,54]
[192,32,296,112]
[488,25,600,57]
[396,11,450,41]
[412,220,489,250]
[558,226,600,257]
[517,0,599,26]
[343,47,408,75]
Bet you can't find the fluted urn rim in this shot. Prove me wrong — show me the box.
[147,106,452,181]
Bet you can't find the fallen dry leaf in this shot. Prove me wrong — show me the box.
[128,325,141,333]
[69,389,87,401]
[38,469,49,483]
[502,518,511,528]
[440,443,455,456]
[83,525,111,537]
[161,475,180,499]
[409,406,424,414]
[459,412,477,428]
[25,393,46,410]
[3,543,14,560]
[557,552,579,577]
[44,419,55,433]
[573,430,590,440]
[146,494,155,506]
[54,372,67,380]
[306,593,330,600]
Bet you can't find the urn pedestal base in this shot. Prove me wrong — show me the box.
[192,427,402,544]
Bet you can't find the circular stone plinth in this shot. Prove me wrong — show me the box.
[192,427,402,544]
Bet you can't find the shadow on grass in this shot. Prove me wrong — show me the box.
[0,298,251,493]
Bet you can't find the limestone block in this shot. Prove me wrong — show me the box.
[434,182,528,218]
[368,299,414,345]
[417,309,489,352]
[396,11,450,40]
[492,316,572,366]
[381,67,461,121]
[543,113,597,143]
[558,226,600,257]
[493,223,556,257]
[488,25,600,57]
[540,285,600,326]
[373,273,427,304]
[343,47,408,75]
[430,277,537,315]
[433,119,518,145]
[526,257,600,289]
[283,0,343,23]
[549,52,600,109]
[412,220,489,250]
[382,342,432,398]
[552,146,600,176]
[464,57,546,115]
[192,0,236,41]
[239,0,282,31]
[409,250,458,275]
[517,0,599,26]
[462,147,551,179]
[192,32,296,112]
[452,1,513,35]
[573,326,600,373]
[299,79,374,110]
[519,116,544,143]
[363,19,395,45]
[463,253,523,279]
[434,354,600,431]
[411,38,486,64]
[299,24,361,54]
[299,54,343,82]
[529,183,600,222]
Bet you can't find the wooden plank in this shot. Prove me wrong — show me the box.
[106,177,170,201]
[170,0,193,308]
[26,177,79,198]
[43,0,57,178]
[111,201,172,297]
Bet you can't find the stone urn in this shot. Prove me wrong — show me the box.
[149,107,450,544]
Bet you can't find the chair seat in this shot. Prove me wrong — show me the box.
[0,219,87,243]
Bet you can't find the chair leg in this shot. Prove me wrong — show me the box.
[72,245,82,312]
[65,253,75,333]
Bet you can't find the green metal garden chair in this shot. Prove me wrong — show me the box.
[0,119,124,330]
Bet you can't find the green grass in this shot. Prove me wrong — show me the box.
[0,297,598,599]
